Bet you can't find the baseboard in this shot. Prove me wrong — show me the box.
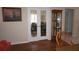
[11,39,48,45]
[11,41,31,45]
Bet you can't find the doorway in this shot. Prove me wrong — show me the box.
[65,9,74,34]
[27,8,49,42]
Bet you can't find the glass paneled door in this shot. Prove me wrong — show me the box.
[28,8,48,42]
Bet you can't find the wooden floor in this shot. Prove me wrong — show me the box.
[10,39,69,51]
[9,32,79,51]
[56,45,79,51]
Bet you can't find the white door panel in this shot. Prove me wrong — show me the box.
[28,8,49,42]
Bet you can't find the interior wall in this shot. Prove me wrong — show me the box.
[0,7,66,45]
[0,7,28,45]
[72,8,79,44]
[0,7,52,45]
[0,7,79,45]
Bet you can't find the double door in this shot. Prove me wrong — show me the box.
[28,8,48,42]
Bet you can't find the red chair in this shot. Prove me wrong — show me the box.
[0,40,11,51]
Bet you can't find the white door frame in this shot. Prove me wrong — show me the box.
[27,8,51,42]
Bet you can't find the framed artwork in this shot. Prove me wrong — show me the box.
[2,7,22,22]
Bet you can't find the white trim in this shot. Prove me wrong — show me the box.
[27,8,50,42]
[11,41,31,45]
[11,39,48,45]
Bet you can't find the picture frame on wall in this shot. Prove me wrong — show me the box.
[2,7,22,22]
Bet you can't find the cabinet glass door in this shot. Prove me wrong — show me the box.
[51,10,62,40]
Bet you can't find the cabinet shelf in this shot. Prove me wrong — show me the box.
[51,10,62,40]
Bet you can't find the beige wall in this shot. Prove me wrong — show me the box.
[0,7,79,45]
[0,7,52,45]
[72,8,79,44]
[0,7,28,44]
[72,8,79,37]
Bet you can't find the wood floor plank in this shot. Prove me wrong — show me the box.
[10,40,69,51]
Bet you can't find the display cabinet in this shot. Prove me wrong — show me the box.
[51,10,62,41]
